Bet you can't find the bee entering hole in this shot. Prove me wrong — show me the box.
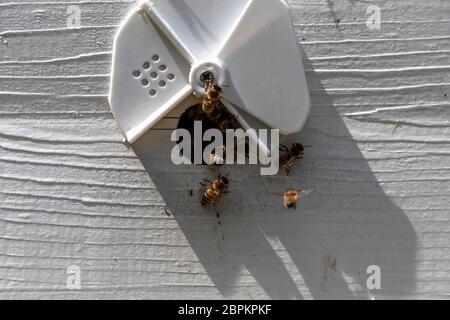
[177,104,219,165]
[176,104,246,165]
[200,71,215,85]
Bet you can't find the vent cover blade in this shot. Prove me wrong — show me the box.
[218,0,310,134]
[109,10,192,143]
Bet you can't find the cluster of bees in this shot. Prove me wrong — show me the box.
[179,73,311,210]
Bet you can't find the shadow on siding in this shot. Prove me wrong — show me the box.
[132,52,417,300]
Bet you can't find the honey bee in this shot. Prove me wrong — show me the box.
[279,143,305,175]
[200,174,230,207]
[283,188,313,210]
[202,80,223,115]
[200,73,242,132]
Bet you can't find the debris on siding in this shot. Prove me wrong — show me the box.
[392,119,401,134]
[164,207,172,217]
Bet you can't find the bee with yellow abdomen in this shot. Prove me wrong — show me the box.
[202,79,224,115]
[200,174,229,207]
[282,188,313,210]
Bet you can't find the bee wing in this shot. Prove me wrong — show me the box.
[298,189,314,197]
[199,180,210,191]
[270,192,284,196]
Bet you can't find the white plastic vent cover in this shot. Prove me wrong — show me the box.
[109,0,311,152]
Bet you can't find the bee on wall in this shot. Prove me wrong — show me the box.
[279,143,305,175]
[200,72,242,133]
[201,82,246,161]
[200,174,230,207]
[202,79,224,115]
[282,188,313,210]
